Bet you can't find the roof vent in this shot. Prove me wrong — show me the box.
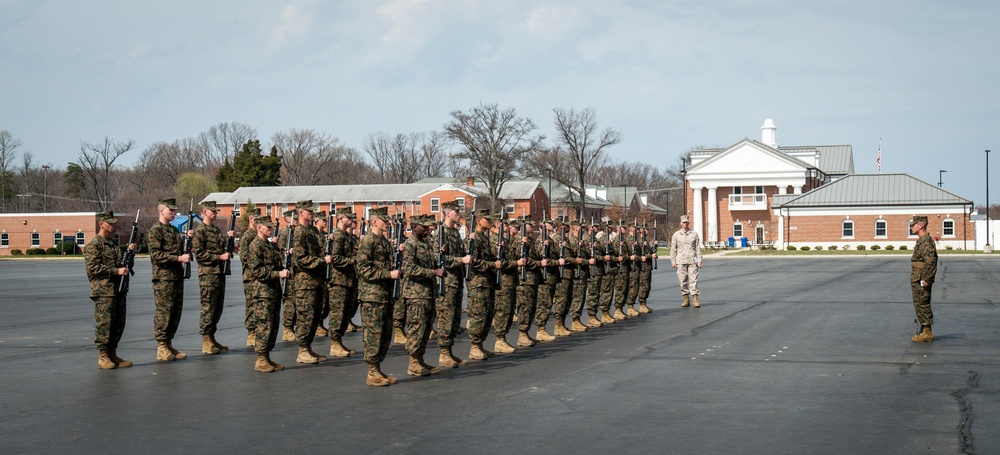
[761,119,777,147]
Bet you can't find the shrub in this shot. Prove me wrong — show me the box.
[814,246,824,251]
[885,245,894,250]
[57,240,78,255]
[856,245,866,250]
[10,249,23,255]
[870,245,881,250]
[899,245,908,250]
[26,248,46,255]
[786,246,797,251]
[945,245,954,250]
[45,247,58,255]
[800,246,811,251]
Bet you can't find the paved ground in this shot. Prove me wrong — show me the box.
[1,255,998,454]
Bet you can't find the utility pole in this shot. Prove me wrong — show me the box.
[986,150,992,253]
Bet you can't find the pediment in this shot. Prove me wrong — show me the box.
[688,139,810,176]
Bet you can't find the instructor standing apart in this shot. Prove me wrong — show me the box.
[909,215,937,342]
[670,215,702,308]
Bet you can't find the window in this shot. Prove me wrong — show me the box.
[31,232,40,248]
[875,219,887,238]
[506,202,515,214]
[842,220,854,238]
[755,186,764,194]
[233,205,241,216]
[0,231,7,247]
[733,223,743,238]
[557,210,565,219]
[908,219,917,237]
[265,203,272,215]
[282,203,289,213]
[430,198,440,213]
[76,231,86,245]
[455,197,465,212]
[53,232,62,246]
[943,218,955,237]
[733,186,743,195]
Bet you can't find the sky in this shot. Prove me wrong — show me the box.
[1,0,998,206]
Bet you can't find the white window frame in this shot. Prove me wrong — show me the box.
[430,198,440,213]
[942,218,955,237]
[733,222,743,238]
[506,202,515,214]
[53,231,62,247]
[874,219,887,238]
[455,197,465,212]
[908,219,917,238]
[30,232,40,248]
[0,231,7,248]
[842,220,854,239]
[76,231,86,245]
[733,186,743,195]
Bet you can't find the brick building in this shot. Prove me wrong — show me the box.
[0,212,102,255]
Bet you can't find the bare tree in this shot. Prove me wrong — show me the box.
[275,128,358,185]
[553,107,622,218]
[74,136,135,211]
[0,130,22,212]
[444,103,545,212]
[198,121,257,167]
[418,131,450,180]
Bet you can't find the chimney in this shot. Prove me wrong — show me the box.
[466,176,475,187]
[761,119,777,147]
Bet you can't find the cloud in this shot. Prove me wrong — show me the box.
[268,3,314,51]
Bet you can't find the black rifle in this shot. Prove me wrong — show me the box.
[391,216,405,299]
[618,219,625,273]
[604,221,612,274]
[633,219,641,269]
[465,211,476,282]
[118,209,140,294]
[495,219,504,285]
[558,220,566,279]
[640,221,648,271]
[324,210,334,281]
[589,216,597,276]
[540,210,548,281]
[519,219,528,281]
[183,199,194,279]
[281,218,295,297]
[437,220,447,296]
[223,202,236,276]
[360,216,367,237]
[652,219,658,270]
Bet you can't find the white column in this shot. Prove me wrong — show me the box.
[777,210,784,247]
[692,186,703,239]
[778,186,787,195]
[707,187,718,243]
[793,186,802,194]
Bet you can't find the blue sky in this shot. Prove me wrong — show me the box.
[2,0,998,205]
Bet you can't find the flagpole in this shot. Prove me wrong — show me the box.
[877,138,882,174]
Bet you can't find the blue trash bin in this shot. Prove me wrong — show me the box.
[727,237,735,248]
[740,237,748,247]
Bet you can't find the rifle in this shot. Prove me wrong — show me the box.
[183,199,194,279]
[589,216,597,276]
[360,216,367,237]
[652,219,658,270]
[604,221,612,274]
[324,210,334,281]
[281,217,295,297]
[640,220,648,271]
[618,219,625,273]
[540,210,548,281]
[495,219,504,285]
[519,217,528,281]
[465,210,476,282]
[118,210,140,294]
[558,219,566,279]
[437,217,447,296]
[223,201,236,276]
[633,219,641,269]
[391,216,405,299]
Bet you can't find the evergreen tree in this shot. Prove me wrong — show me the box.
[216,139,282,191]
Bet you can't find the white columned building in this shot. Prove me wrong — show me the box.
[692,186,703,238]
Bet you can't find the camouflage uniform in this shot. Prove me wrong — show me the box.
[193,218,227,337]
[492,227,520,339]
[148,220,185,342]
[240,224,259,332]
[276,223,297,332]
[586,229,606,321]
[327,227,358,342]
[435,222,466,348]
[570,226,589,322]
[244,234,284,354]
[466,224,498,346]
[292,222,326,348]
[627,229,641,306]
[84,234,127,351]
[553,225,575,321]
[402,231,437,356]
[911,231,938,327]
[600,228,619,317]
[613,228,633,313]
[517,230,542,333]
[534,226,560,328]
[638,232,654,305]
[356,227,395,366]
[670,227,702,297]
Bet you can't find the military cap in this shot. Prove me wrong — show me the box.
[569,219,580,226]
[255,215,275,227]
[246,207,261,216]
[282,209,296,218]
[158,198,179,210]
[679,215,690,223]
[441,200,461,212]
[200,200,219,212]
[910,215,928,227]
[96,211,117,224]
[472,208,492,220]
[314,211,327,218]
[295,200,314,211]
[368,207,389,221]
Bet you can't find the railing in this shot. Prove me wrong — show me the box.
[728,193,767,210]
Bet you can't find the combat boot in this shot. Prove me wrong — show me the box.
[156,341,176,361]
[328,336,356,358]
[571,318,589,332]
[912,326,934,342]
[535,327,556,342]
[166,341,186,360]
[439,348,460,368]
[307,345,327,362]
[377,365,398,384]
[265,353,284,371]
[586,315,603,328]
[554,320,572,337]
[601,312,616,324]
[202,335,221,355]
[366,364,390,387]
[627,303,640,317]
[494,337,516,354]
[281,328,295,342]
[393,327,407,345]
[692,294,700,308]
[449,348,468,366]
[98,349,116,370]
[296,347,319,364]
[254,354,275,373]
[613,308,628,321]
[408,355,431,376]
[246,331,256,347]
[639,302,653,314]
[681,294,690,308]
[470,343,488,360]
[517,331,536,347]
[108,348,132,368]
[210,334,229,352]
[417,356,439,373]
[315,324,329,337]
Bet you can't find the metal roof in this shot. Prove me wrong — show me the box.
[778,144,854,175]
[773,174,972,208]
[207,180,543,206]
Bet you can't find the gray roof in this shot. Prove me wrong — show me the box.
[773,174,972,208]
[689,140,854,176]
[203,183,448,205]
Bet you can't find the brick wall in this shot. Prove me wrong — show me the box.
[0,213,99,255]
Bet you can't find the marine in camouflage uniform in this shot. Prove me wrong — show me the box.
[568,220,591,332]
[551,219,576,336]
[327,208,360,358]
[533,218,561,342]
[244,216,288,372]
[492,220,522,353]
[314,211,331,338]
[401,215,442,376]
[909,215,938,342]
[465,210,501,360]
[192,201,231,355]
[626,224,642,317]
[435,201,470,366]
[148,198,192,361]
[671,215,702,308]
[356,207,399,386]
[239,207,261,345]
[291,200,331,364]
[599,223,619,324]
[637,226,656,314]
[613,222,633,320]
[516,220,544,345]
[84,211,133,369]
[276,210,298,341]
[585,222,607,328]
[390,216,408,344]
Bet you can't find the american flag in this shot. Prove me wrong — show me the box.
[876,138,882,173]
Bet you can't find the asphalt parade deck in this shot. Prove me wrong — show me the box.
[1,256,999,454]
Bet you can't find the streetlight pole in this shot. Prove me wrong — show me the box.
[986,150,992,253]
[938,169,946,188]
[546,168,552,218]
[41,165,50,212]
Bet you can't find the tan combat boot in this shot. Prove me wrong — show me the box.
[449,348,468,365]
[613,308,628,320]
[912,326,934,342]
[315,324,329,337]
[265,353,284,371]
[586,315,603,328]
[377,365,398,384]
[439,348,460,368]
[517,331,536,347]
[627,303,640,317]
[202,335,221,355]
[571,318,589,332]
[281,328,295,342]
[366,364,390,386]
[329,336,356,358]
[535,327,556,342]
[393,327,407,345]
[109,348,132,368]
[296,346,319,364]
[494,337,516,354]
[417,356,439,374]
[156,341,176,361]
[692,294,700,308]
[307,345,327,362]
[254,354,275,373]
[98,349,116,370]
[601,312,616,324]
[210,334,229,352]
[639,302,653,313]
[554,320,572,336]
[166,341,186,360]
[408,355,431,376]
[246,331,256,347]
[681,294,690,308]
[470,343,488,360]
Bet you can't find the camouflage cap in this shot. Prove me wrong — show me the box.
[255,215,275,227]
[296,200,314,211]
[473,208,493,220]
[246,207,261,216]
[569,219,580,226]
[909,215,929,227]
[158,198,179,210]
[200,200,219,212]
[441,200,461,212]
[368,207,389,221]
[314,211,327,219]
[282,209,297,218]
[680,215,690,223]
[96,211,117,224]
